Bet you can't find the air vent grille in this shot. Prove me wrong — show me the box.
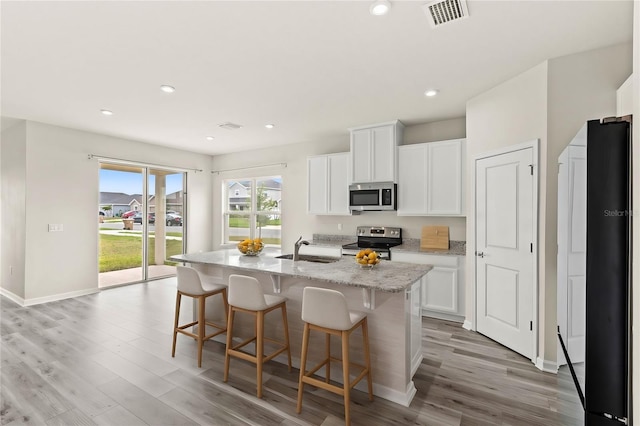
[218,122,243,130]
[423,0,469,28]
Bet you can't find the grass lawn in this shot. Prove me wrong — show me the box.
[99,234,183,272]
[228,217,281,227]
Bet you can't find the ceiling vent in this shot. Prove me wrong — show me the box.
[423,0,469,28]
[218,122,243,130]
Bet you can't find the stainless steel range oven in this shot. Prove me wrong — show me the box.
[341,226,402,260]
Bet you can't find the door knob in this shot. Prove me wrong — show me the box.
[476,251,485,258]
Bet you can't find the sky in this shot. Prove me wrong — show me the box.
[99,169,183,195]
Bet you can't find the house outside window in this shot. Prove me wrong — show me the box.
[223,176,281,246]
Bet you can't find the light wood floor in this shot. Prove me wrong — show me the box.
[0,278,583,425]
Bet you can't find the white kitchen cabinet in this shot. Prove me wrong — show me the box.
[397,138,466,216]
[349,120,404,183]
[307,152,350,215]
[392,251,465,323]
[397,144,428,214]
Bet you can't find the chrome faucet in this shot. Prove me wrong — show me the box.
[293,236,310,261]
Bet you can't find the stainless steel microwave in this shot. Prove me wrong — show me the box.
[349,182,396,212]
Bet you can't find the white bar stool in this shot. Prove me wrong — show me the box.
[296,287,373,426]
[224,274,292,398]
[172,266,228,368]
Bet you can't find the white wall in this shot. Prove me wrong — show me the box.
[211,119,467,251]
[544,42,632,363]
[465,60,549,350]
[466,42,632,368]
[404,118,466,145]
[616,75,633,116]
[1,120,213,303]
[0,121,27,298]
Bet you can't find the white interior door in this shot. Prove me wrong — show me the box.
[557,144,587,365]
[476,147,536,359]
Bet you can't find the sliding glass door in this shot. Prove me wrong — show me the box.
[98,163,186,287]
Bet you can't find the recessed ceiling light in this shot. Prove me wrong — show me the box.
[265,124,275,129]
[100,109,113,116]
[160,85,175,93]
[206,136,215,141]
[370,0,391,16]
[424,89,439,97]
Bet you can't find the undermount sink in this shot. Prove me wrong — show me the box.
[276,254,341,263]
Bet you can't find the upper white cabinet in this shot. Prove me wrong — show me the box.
[349,120,404,183]
[307,152,351,215]
[397,138,466,216]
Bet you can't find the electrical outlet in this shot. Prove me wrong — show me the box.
[48,224,63,232]
[338,223,343,231]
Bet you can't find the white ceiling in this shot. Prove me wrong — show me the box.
[1,1,633,155]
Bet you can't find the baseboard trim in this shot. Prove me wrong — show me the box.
[535,357,558,374]
[423,311,464,323]
[366,381,417,407]
[462,320,474,331]
[0,287,99,307]
[0,288,26,306]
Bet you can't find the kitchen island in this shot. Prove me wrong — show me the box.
[170,248,432,406]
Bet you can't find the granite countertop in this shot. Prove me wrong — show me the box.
[391,239,466,256]
[170,248,432,293]
[312,234,466,256]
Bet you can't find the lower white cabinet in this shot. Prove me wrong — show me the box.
[392,251,465,323]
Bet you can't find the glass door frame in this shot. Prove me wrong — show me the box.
[99,160,187,284]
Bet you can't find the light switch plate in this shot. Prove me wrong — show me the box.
[48,224,63,232]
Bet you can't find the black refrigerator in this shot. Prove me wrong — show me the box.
[584,117,632,425]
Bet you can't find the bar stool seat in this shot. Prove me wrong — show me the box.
[296,287,373,426]
[224,274,292,398]
[172,266,228,368]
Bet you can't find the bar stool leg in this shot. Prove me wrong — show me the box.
[172,292,182,358]
[256,310,264,398]
[325,333,331,383]
[221,289,229,321]
[224,308,236,383]
[280,303,292,371]
[362,318,373,400]
[197,295,206,368]
[342,330,351,426]
[296,322,310,414]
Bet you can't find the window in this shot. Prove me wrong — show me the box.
[224,176,281,246]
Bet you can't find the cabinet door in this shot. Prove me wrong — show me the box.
[426,139,465,215]
[307,156,328,214]
[371,125,395,182]
[327,153,350,215]
[397,144,427,215]
[421,267,458,313]
[351,129,371,183]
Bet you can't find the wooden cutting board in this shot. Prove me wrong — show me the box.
[421,226,450,250]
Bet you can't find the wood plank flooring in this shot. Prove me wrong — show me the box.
[0,279,583,425]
